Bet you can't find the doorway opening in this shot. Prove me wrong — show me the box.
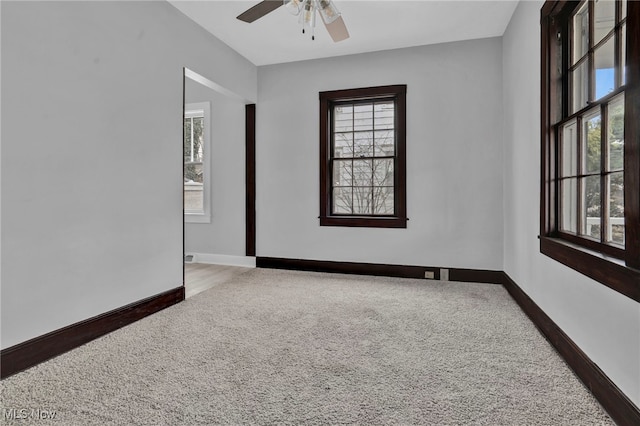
[182,68,256,297]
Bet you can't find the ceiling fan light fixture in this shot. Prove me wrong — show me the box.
[301,0,315,25]
[283,0,302,16]
[317,0,340,24]
[300,0,316,35]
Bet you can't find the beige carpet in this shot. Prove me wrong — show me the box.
[0,268,613,425]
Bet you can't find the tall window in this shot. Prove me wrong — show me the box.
[557,0,627,253]
[541,0,639,301]
[184,102,211,223]
[319,85,407,228]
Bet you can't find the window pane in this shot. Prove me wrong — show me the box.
[184,111,205,214]
[583,110,601,174]
[334,133,353,158]
[353,132,374,157]
[332,187,353,214]
[334,105,353,132]
[621,0,627,20]
[374,102,394,130]
[352,160,373,186]
[352,187,373,214]
[184,160,203,213]
[607,94,624,171]
[594,36,615,100]
[594,0,615,45]
[580,175,601,239]
[373,187,394,215]
[184,186,203,211]
[333,159,352,186]
[561,178,578,233]
[571,61,589,113]
[573,2,589,64]
[192,117,204,162]
[561,119,578,177]
[184,162,203,184]
[373,159,394,186]
[353,104,373,131]
[607,172,625,245]
[374,130,395,157]
[184,118,192,162]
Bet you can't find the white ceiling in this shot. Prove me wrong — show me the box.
[169,0,519,66]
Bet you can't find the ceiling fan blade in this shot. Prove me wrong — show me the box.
[237,0,283,23]
[321,15,349,42]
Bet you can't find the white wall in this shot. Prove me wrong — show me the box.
[0,1,256,349]
[502,0,640,406]
[256,39,504,270]
[184,78,246,257]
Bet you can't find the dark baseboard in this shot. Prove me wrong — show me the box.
[501,273,640,426]
[0,286,185,380]
[257,256,430,278]
[448,268,505,285]
[256,256,503,284]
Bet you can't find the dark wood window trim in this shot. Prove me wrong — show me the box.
[541,1,640,302]
[319,85,407,228]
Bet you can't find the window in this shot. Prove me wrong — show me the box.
[541,0,639,301]
[319,85,407,228]
[184,102,211,223]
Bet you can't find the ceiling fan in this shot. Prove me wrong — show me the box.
[237,0,350,42]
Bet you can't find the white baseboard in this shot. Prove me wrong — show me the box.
[186,253,256,268]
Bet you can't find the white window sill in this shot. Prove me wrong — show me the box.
[185,213,211,224]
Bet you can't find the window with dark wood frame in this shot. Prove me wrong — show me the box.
[319,85,407,228]
[541,0,640,302]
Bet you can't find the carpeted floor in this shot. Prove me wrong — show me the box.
[0,268,613,425]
